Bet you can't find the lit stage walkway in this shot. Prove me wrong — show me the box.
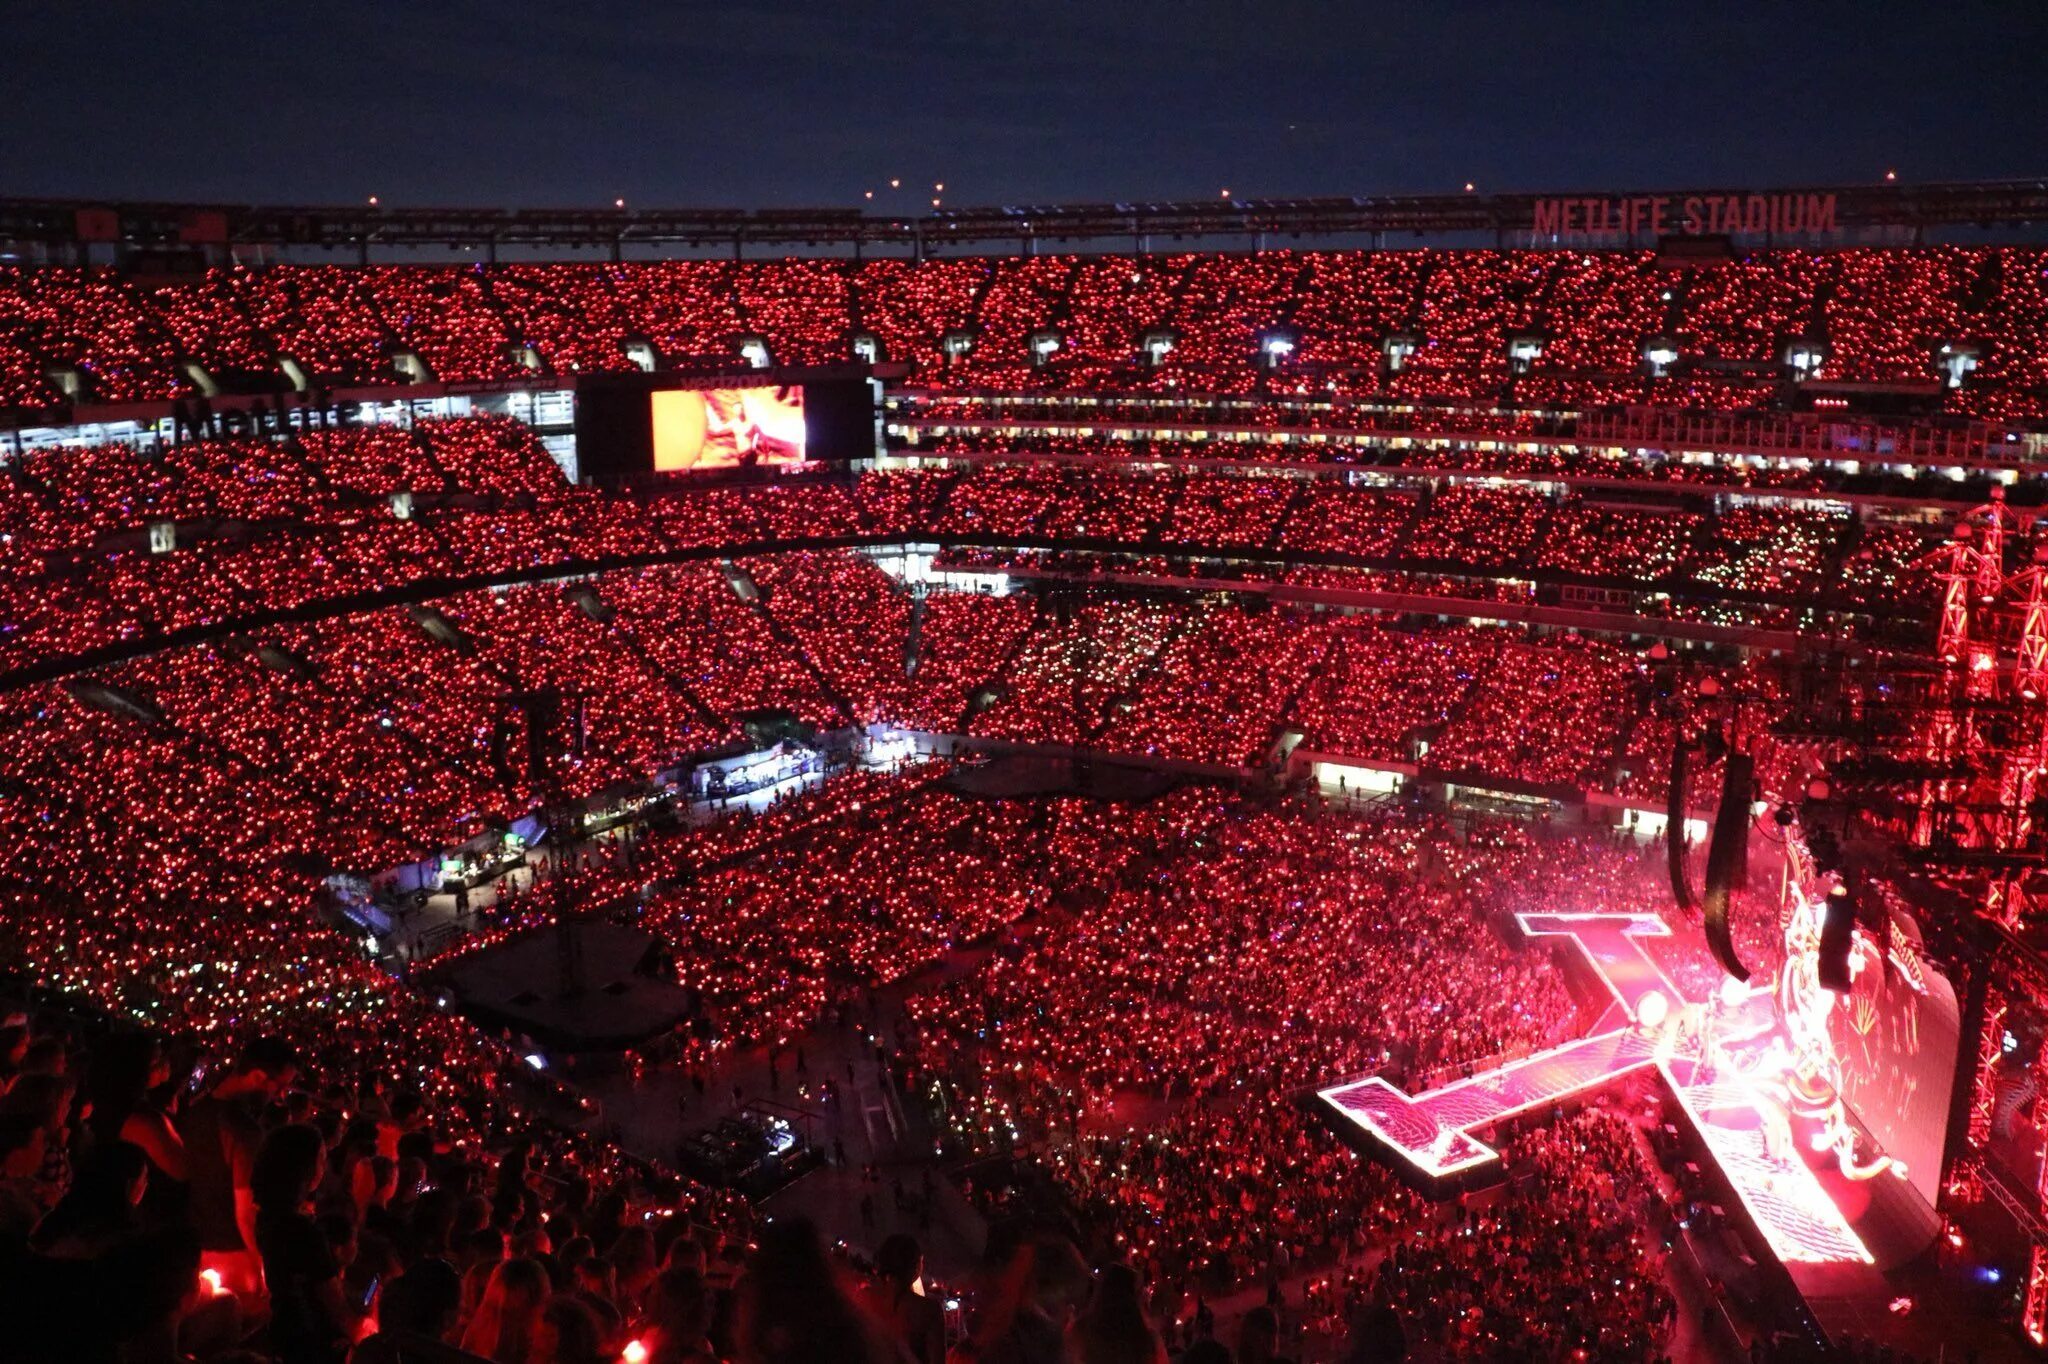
[1320,912,1879,1268]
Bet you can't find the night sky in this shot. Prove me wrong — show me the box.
[6,1,2044,210]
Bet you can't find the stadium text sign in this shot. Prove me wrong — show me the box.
[1532,192,1838,239]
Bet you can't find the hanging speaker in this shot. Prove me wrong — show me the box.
[1817,884,1856,992]
[523,687,563,785]
[1701,750,1754,982]
[489,712,516,790]
[1667,736,1695,913]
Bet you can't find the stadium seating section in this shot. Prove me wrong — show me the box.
[1,248,2046,415]
[0,416,1950,680]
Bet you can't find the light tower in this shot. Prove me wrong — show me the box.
[1920,521,1985,667]
[1982,543,2048,922]
[1966,485,2013,603]
[1909,524,1989,847]
[2012,542,2048,703]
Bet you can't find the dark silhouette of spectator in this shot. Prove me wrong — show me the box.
[461,1255,550,1363]
[252,1121,352,1364]
[732,1216,900,1364]
[1071,1261,1166,1364]
[863,1232,945,1364]
[182,1036,300,1296]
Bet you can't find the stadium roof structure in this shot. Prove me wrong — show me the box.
[5,178,2048,257]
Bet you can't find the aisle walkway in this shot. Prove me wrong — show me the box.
[583,945,1000,1284]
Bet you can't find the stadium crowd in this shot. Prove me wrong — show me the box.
[0,409,1957,680]
[6,249,2048,416]
[0,234,2011,1364]
[0,746,1747,1362]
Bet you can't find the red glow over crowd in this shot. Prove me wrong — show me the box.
[2,249,2048,415]
[0,231,2004,1364]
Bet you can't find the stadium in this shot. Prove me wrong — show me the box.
[8,12,2048,1360]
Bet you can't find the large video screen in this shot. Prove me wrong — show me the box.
[652,385,806,471]
[575,369,876,482]
[1826,916,1959,1212]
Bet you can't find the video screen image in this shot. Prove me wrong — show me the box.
[652,385,807,471]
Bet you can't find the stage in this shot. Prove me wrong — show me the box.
[1318,900,1961,1352]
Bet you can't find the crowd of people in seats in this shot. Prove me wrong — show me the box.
[1683,502,1853,600]
[0,237,2015,1364]
[745,552,914,723]
[1278,565,1537,605]
[859,788,1715,1360]
[5,249,2048,414]
[1425,638,1642,790]
[1402,485,1550,569]
[0,401,1965,678]
[0,416,1917,1363]
[910,456,1925,607]
[1275,485,1417,559]
[968,600,1185,750]
[903,593,1037,730]
[0,724,1895,1361]
[920,452,1946,604]
[948,602,1752,797]
[896,409,2025,507]
[0,670,772,1360]
[1368,1111,1676,1361]
[50,566,1786,838]
[1534,500,1703,581]
[0,419,925,672]
[2,503,1797,896]
[899,795,1596,1120]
